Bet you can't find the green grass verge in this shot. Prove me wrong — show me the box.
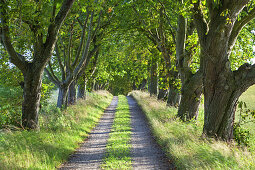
[130,90,255,170]
[102,95,132,169]
[238,85,255,150]
[0,91,112,169]
[239,85,255,110]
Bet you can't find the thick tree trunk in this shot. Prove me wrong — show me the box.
[158,88,167,100]
[138,79,147,90]
[150,56,158,96]
[203,72,238,140]
[57,85,69,108]
[190,0,255,141]
[201,48,240,140]
[22,65,43,129]
[68,81,76,105]
[77,83,86,100]
[175,14,203,121]
[167,84,181,107]
[177,72,203,120]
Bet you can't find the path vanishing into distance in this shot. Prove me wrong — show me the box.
[59,96,174,170]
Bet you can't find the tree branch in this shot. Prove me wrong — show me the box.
[0,0,27,72]
[72,12,90,68]
[42,0,75,64]
[67,24,74,71]
[155,0,177,32]
[229,7,255,52]
[72,10,95,81]
[55,43,65,81]
[234,63,255,93]
[44,68,60,86]
[192,0,208,48]
[48,61,61,84]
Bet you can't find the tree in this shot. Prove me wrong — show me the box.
[0,0,75,129]
[45,13,100,107]
[175,2,203,121]
[193,0,255,140]
[131,1,181,106]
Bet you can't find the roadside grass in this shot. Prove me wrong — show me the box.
[130,90,255,170]
[238,85,255,151]
[0,90,112,170]
[102,95,132,169]
[239,85,255,110]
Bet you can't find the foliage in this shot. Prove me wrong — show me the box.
[0,86,22,128]
[233,101,255,147]
[0,91,112,169]
[95,32,150,95]
[230,27,255,70]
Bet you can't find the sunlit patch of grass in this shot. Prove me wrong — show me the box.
[130,90,255,169]
[102,95,132,169]
[238,85,255,151]
[0,91,113,170]
[239,85,255,110]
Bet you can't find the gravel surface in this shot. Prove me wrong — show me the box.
[59,96,118,170]
[59,96,174,170]
[127,96,175,170]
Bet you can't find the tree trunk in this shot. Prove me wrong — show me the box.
[201,46,242,140]
[57,85,69,108]
[78,82,86,100]
[167,84,181,107]
[190,0,255,141]
[138,79,147,90]
[150,56,158,96]
[177,72,203,120]
[158,88,167,100]
[132,81,137,90]
[22,65,43,129]
[68,81,77,105]
[176,14,203,121]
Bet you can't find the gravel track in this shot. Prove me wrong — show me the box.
[59,96,118,170]
[59,96,174,170]
[127,96,175,170]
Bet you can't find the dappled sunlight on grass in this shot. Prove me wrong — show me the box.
[0,91,113,169]
[130,90,255,169]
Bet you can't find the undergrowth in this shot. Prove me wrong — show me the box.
[130,90,255,170]
[0,90,112,169]
[102,95,132,169]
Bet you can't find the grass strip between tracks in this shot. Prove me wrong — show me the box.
[102,95,132,169]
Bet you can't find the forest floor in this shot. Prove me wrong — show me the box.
[59,96,173,170]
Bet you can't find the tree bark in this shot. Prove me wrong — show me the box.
[68,81,77,105]
[177,72,203,120]
[150,56,158,96]
[138,79,147,90]
[78,83,86,100]
[57,85,69,108]
[176,14,203,120]
[158,88,167,100]
[22,64,43,129]
[167,83,181,107]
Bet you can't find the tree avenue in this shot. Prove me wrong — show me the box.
[1,0,255,144]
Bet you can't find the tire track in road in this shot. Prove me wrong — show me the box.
[59,96,118,170]
[128,96,175,170]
